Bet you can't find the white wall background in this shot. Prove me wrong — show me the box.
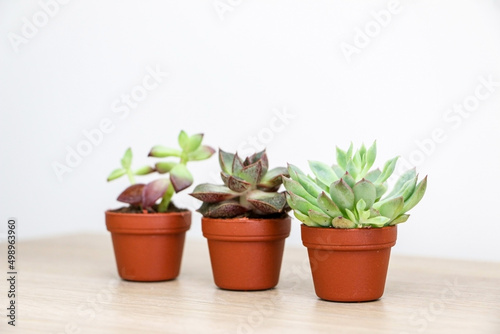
[1,0,499,262]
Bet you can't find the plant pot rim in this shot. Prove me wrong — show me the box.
[202,214,290,222]
[301,224,397,251]
[105,208,190,215]
[105,210,191,234]
[202,215,291,241]
[301,224,396,231]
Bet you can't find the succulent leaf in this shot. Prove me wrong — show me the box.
[197,200,249,218]
[308,160,339,187]
[390,214,410,225]
[117,183,145,205]
[219,149,235,174]
[375,182,388,200]
[332,216,356,228]
[365,216,391,227]
[155,162,177,174]
[232,154,245,176]
[227,175,252,192]
[142,179,170,208]
[385,168,417,199]
[370,208,381,218]
[361,141,377,175]
[341,172,355,188]
[365,168,381,183]
[259,151,269,175]
[258,167,288,190]
[190,184,240,203]
[314,176,329,191]
[287,164,324,198]
[286,192,322,215]
[178,130,189,151]
[247,150,265,162]
[316,192,342,217]
[238,161,263,184]
[376,156,399,184]
[329,179,355,213]
[148,146,182,158]
[287,163,307,181]
[170,164,193,192]
[247,191,286,214]
[356,198,367,213]
[188,145,215,161]
[402,176,427,213]
[336,147,348,170]
[358,207,371,221]
[186,133,204,153]
[376,196,404,220]
[345,208,358,223]
[220,171,230,186]
[383,175,418,203]
[346,160,359,180]
[282,176,317,205]
[107,168,126,182]
[353,150,363,171]
[399,176,418,201]
[121,148,133,169]
[353,179,377,208]
[346,143,354,160]
[294,210,319,226]
[332,165,345,178]
[247,150,269,175]
[297,174,324,198]
[308,209,332,227]
[358,143,367,162]
[134,165,155,176]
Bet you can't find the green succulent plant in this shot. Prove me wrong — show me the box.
[283,142,427,228]
[107,130,215,213]
[189,149,291,218]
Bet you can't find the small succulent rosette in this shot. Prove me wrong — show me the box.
[283,142,427,228]
[107,131,215,212]
[190,150,291,218]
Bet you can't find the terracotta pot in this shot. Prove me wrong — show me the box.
[105,210,191,282]
[202,216,291,291]
[301,224,397,302]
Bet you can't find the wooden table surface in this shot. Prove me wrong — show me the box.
[0,234,499,334]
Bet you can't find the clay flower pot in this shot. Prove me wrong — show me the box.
[202,216,291,291]
[105,210,191,282]
[301,224,397,302]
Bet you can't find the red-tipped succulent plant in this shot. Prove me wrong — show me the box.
[189,149,291,218]
[107,131,215,213]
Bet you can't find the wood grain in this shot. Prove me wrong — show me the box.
[0,234,499,334]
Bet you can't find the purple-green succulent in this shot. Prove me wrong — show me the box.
[107,130,215,213]
[284,142,427,228]
[189,149,290,218]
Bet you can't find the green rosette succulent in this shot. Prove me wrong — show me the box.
[189,149,291,218]
[283,142,427,228]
